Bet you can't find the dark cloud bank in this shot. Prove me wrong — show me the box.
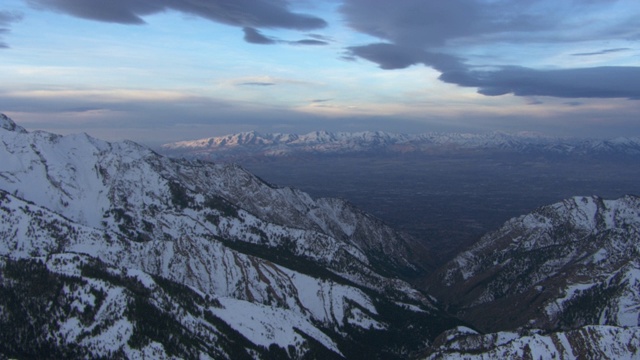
[27,0,329,47]
[0,11,23,48]
[440,66,640,100]
[26,0,327,47]
[340,0,640,100]
[26,0,326,29]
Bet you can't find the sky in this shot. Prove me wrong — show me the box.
[1,0,639,145]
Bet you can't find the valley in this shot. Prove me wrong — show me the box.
[161,130,640,265]
[235,153,640,264]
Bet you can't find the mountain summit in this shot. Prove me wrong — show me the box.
[0,113,27,133]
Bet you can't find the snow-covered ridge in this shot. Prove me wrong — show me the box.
[0,113,27,133]
[425,325,640,360]
[427,194,640,333]
[0,114,451,357]
[0,114,424,278]
[160,129,640,159]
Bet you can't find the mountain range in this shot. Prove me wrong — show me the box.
[2,113,640,359]
[0,114,455,359]
[160,130,640,160]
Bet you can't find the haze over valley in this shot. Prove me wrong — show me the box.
[160,131,640,263]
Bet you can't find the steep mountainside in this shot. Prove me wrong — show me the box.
[0,114,457,359]
[0,252,345,359]
[160,130,640,160]
[424,325,640,359]
[426,195,640,333]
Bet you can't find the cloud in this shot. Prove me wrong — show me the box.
[340,1,535,70]
[347,43,422,70]
[25,0,159,24]
[239,82,276,86]
[0,29,8,49]
[26,0,332,46]
[340,0,640,100]
[0,11,23,49]
[243,27,275,44]
[339,53,358,62]
[526,98,544,106]
[4,86,640,143]
[341,0,484,48]
[26,0,327,39]
[571,48,631,56]
[243,27,328,46]
[305,33,333,42]
[341,0,639,47]
[346,43,463,71]
[230,75,316,88]
[439,66,640,100]
[289,39,328,46]
[0,88,346,145]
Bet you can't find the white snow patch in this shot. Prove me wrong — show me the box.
[126,268,157,289]
[210,297,343,356]
[394,301,427,313]
[545,282,596,318]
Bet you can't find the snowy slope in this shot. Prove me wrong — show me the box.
[0,114,457,358]
[0,253,348,359]
[0,118,426,278]
[425,325,640,360]
[426,195,640,333]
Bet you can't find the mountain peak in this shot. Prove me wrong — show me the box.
[0,114,27,133]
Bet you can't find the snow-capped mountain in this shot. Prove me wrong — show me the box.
[0,114,457,359]
[3,113,640,359]
[426,195,640,333]
[160,130,640,160]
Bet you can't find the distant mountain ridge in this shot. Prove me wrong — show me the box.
[160,130,640,160]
